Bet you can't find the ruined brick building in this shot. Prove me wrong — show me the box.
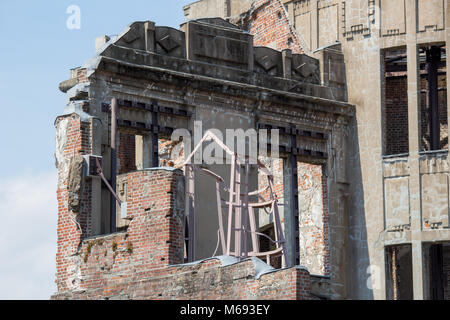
[52,0,450,300]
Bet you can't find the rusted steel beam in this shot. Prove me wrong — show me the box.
[242,158,250,259]
[268,176,287,268]
[289,124,300,266]
[216,181,226,255]
[95,157,122,207]
[226,155,236,256]
[248,206,259,254]
[234,163,242,259]
[101,100,192,117]
[257,122,328,141]
[265,143,328,160]
[110,97,118,233]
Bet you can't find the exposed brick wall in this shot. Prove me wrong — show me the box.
[125,169,185,268]
[243,0,303,54]
[54,113,315,300]
[53,166,313,300]
[118,132,136,174]
[62,114,91,157]
[55,168,185,293]
[384,76,409,156]
[52,257,312,300]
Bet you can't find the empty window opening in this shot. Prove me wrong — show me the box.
[118,132,137,174]
[257,156,283,268]
[115,132,145,232]
[420,45,447,151]
[423,243,450,300]
[258,223,282,269]
[257,155,329,273]
[382,48,409,156]
[385,245,413,300]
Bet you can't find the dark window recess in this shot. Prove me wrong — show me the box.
[430,244,445,300]
[382,48,409,156]
[420,45,447,151]
[259,224,282,269]
[385,245,413,300]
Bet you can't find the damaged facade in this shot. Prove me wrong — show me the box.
[186,0,450,300]
[53,0,450,300]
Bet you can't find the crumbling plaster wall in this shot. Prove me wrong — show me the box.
[298,162,329,276]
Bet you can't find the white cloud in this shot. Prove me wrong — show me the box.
[0,170,57,300]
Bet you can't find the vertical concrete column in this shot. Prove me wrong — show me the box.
[405,0,424,300]
[329,129,350,299]
[282,49,292,79]
[224,0,231,18]
[311,0,318,51]
[135,135,143,170]
[144,134,154,168]
[186,22,194,62]
[287,2,295,26]
[90,118,102,235]
[283,157,294,266]
[144,21,156,53]
[135,134,153,169]
[248,34,254,72]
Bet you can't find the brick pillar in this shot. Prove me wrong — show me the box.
[125,169,185,274]
[295,267,312,300]
[55,113,93,292]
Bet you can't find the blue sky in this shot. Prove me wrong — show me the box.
[0,0,192,299]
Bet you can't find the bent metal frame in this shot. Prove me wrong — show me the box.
[181,131,288,267]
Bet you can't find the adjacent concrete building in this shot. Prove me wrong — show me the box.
[185,0,450,300]
[53,0,450,300]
